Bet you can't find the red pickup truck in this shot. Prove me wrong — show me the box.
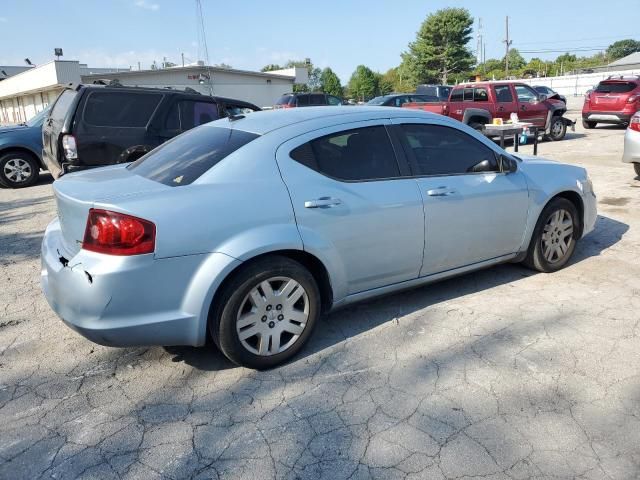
[403,81,573,141]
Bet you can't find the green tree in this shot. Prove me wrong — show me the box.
[402,7,475,84]
[376,72,394,95]
[606,39,640,61]
[319,67,343,97]
[504,48,526,73]
[348,65,378,102]
[261,64,282,72]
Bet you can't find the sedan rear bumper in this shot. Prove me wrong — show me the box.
[41,218,239,348]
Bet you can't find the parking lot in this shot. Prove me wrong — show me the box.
[1,100,639,479]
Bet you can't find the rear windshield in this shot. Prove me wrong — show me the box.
[51,90,77,123]
[128,125,259,186]
[83,91,162,127]
[276,95,294,105]
[367,96,390,105]
[595,82,637,94]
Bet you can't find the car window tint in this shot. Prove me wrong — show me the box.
[327,95,342,105]
[276,95,294,105]
[51,90,77,123]
[83,92,162,127]
[450,89,463,101]
[463,88,474,101]
[309,94,326,105]
[439,87,451,100]
[165,102,180,130]
[128,126,258,186]
[595,81,636,93]
[474,88,489,102]
[494,85,514,102]
[290,126,400,181]
[515,85,538,102]
[394,96,409,107]
[297,95,309,106]
[399,124,499,176]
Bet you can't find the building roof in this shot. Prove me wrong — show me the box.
[0,65,34,80]
[80,65,297,81]
[608,52,640,67]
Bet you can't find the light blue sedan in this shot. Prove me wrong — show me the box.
[41,107,597,369]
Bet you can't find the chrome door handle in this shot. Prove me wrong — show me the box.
[304,197,342,208]
[426,187,457,197]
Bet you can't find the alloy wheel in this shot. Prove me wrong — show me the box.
[551,119,563,137]
[541,209,574,263]
[236,276,309,356]
[3,158,32,184]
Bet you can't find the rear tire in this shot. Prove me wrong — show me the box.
[582,119,596,129]
[0,152,40,188]
[547,116,567,141]
[523,197,580,273]
[209,256,321,369]
[634,163,640,177]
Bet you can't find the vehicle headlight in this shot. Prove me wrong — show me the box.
[577,176,593,194]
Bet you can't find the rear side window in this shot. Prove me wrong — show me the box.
[450,89,463,102]
[83,92,162,127]
[290,126,400,181]
[474,88,489,102]
[51,90,77,123]
[399,124,499,176]
[595,81,637,93]
[297,95,310,106]
[128,126,258,186]
[165,100,219,130]
[309,94,326,105]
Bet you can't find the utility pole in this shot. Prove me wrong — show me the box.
[181,52,185,67]
[503,16,513,78]
[476,17,483,68]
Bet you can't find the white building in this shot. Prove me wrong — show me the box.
[0,60,305,124]
[80,65,307,109]
[0,60,128,124]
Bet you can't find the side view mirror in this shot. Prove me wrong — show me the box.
[537,93,547,102]
[501,154,518,173]
[469,159,494,173]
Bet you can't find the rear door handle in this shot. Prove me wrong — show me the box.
[426,187,457,197]
[304,197,342,208]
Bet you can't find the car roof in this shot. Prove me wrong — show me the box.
[212,106,444,135]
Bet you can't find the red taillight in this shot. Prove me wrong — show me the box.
[630,115,640,132]
[82,209,155,255]
[627,95,639,103]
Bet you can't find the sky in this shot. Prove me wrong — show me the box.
[0,0,638,83]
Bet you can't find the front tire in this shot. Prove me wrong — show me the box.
[634,163,640,177]
[0,152,40,188]
[582,119,596,129]
[547,116,567,141]
[210,256,321,369]
[523,198,580,273]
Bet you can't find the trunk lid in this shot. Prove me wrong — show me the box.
[42,89,78,166]
[53,165,168,256]
[590,81,636,111]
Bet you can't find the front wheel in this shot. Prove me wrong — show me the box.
[523,197,580,273]
[547,116,567,141]
[210,256,321,369]
[634,163,640,177]
[0,152,40,188]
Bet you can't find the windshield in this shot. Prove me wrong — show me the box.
[367,96,390,105]
[25,107,51,127]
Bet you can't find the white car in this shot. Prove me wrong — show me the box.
[622,111,640,177]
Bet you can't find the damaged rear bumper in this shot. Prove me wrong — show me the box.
[40,218,222,348]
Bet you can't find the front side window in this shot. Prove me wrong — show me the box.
[394,96,410,107]
[290,126,400,181]
[275,95,294,106]
[83,92,162,127]
[399,124,499,176]
[164,100,219,131]
[129,126,258,186]
[514,85,539,103]
[494,85,514,103]
[327,95,342,105]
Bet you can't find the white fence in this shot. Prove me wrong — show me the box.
[517,68,640,97]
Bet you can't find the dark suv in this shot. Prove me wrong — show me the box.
[274,92,343,108]
[42,85,259,178]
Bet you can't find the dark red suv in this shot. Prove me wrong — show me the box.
[582,76,640,128]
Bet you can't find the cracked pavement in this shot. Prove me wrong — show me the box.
[1,105,639,479]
